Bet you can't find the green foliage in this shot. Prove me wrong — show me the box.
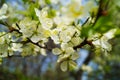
[19,1,39,20]
[93,15,114,33]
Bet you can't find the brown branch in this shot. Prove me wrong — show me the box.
[7,55,31,58]
[93,0,103,26]
[70,39,95,80]
[26,38,48,49]
[81,17,90,27]
[0,21,52,51]
[74,38,94,49]
[93,0,110,26]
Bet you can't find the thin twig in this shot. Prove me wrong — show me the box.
[0,32,9,37]
[81,17,90,27]
[92,0,103,26]
[74,38,94,49]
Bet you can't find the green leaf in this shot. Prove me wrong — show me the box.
[0,58,2,65]
[45,0,51,4]
[19,1,39,20]
[115,28,120,37]
[93,15,114,33]
[81,25,93,38]
[48,9,56,18]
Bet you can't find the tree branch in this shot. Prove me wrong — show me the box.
[74,38,94,49]
[93,0,110,26]
[0,21,52,51]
